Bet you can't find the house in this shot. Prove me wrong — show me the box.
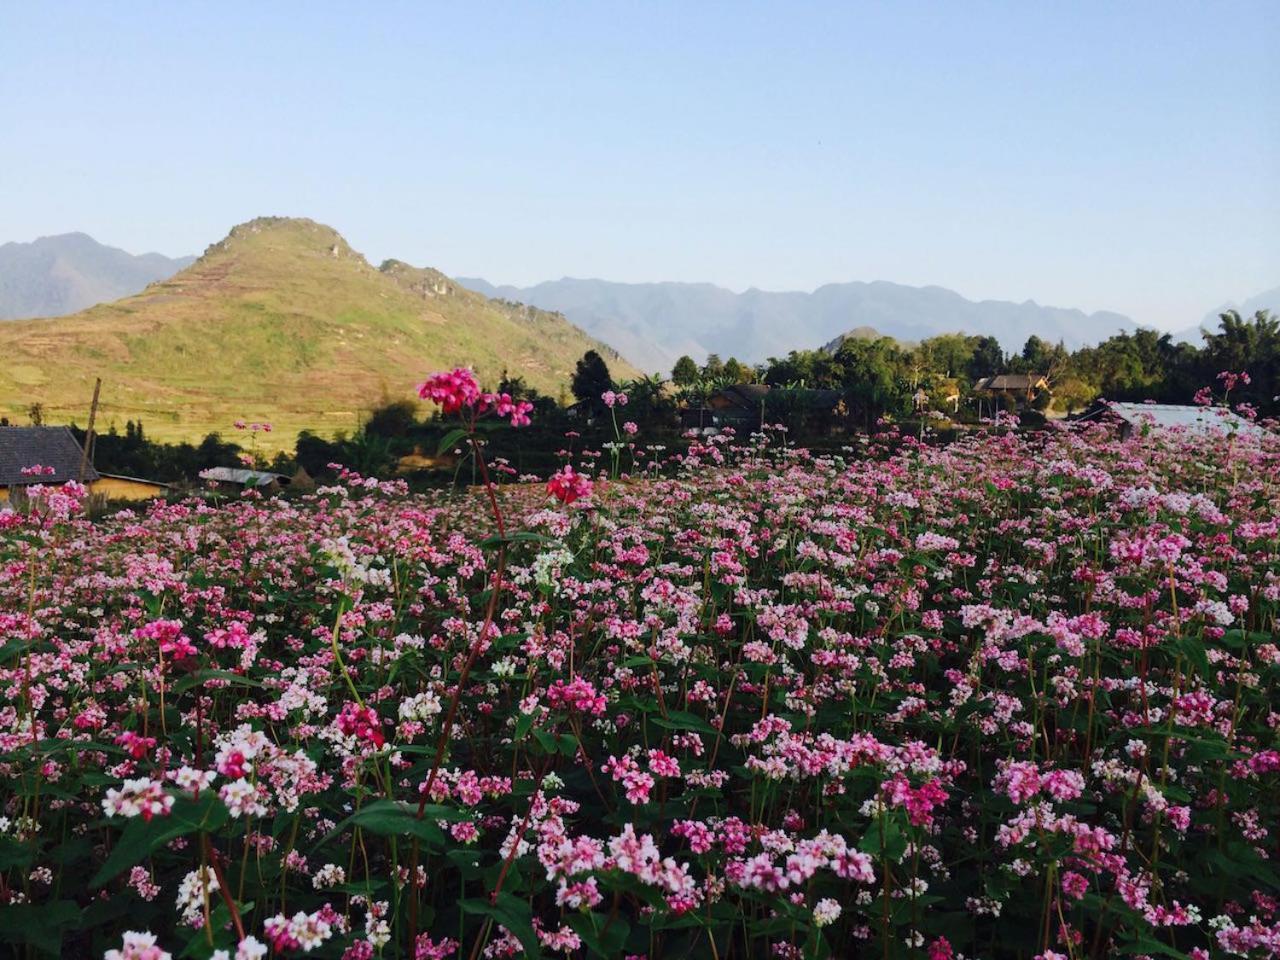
[0,426,169,504]
[198,466,292,493]
[1075,401,1268,440]
[974,373,1050,402]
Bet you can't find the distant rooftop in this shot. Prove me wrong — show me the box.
[1103,402,1267,437]
[0,426,99,486]
[198,467,289,488]
[975,373,1047,391]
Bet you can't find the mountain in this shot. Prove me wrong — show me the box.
[456,277,1138,374]
[0,218,636,445]
[0,232,194,320]
[1178,285,1280,343]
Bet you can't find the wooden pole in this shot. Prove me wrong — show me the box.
[78,378,101,483]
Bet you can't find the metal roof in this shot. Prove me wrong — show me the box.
[198,467,288,487]
[0,426,100,486]
[1106,402,1267,437]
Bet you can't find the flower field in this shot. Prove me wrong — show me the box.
[2,395,1279,958]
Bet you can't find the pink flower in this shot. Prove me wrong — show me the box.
[547,465,593,504]
[547,677,607,715]
[417,367,482,415]
[336,702,386,748]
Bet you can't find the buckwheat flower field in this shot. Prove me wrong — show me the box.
[2,379,1279,959]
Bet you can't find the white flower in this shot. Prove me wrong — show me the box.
[313,863,346,889]
[105,930,172,960]
[398,691,443,722]
[813,898,842,927]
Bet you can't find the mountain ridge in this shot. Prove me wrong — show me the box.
[0,218,636,445]
[456,275,1138,374]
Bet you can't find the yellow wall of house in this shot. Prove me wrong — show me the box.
[90,477,168,502]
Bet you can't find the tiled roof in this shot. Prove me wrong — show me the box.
[0,426,99,486]
[976,374,1046,391]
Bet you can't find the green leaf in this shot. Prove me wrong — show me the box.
[92,791,226,887]
[461,893,543,958]
[336,799,471,849]
[437,427,470,456]
[169,669,265,695]
[649,709,716,735]
[0,901,80,955]
[568,911,631,955]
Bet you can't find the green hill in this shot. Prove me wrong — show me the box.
[0,218,637,446]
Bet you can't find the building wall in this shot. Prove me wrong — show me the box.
[90,477,168,502]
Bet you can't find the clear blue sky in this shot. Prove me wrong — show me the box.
[2,2,1276,330]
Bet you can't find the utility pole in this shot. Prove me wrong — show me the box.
[78,378,101,483]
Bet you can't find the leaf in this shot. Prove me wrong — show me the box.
[568,911,631,955]
[461,893,542,958]
[649,709,716,735]
[335,799,471,850]
[437,427,470,456]
[169,669,265,695]
[92,791,226,887]
[479,531,558,550]
[0,901,80,955]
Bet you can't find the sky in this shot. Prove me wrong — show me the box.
[2,2,1276,331]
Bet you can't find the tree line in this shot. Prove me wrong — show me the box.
[667,309,1279,426]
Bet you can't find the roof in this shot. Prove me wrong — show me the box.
[975,374,1047,391]
[1103,402,1267,437]
[97,473,171,489]
[198,467,289,487]
[710,383,772,409]
[0,426,99,486]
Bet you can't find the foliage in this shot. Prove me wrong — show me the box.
[571,351,616,413]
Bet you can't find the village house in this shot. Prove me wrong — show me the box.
[0,425,169,505]
[973,373,1050,403]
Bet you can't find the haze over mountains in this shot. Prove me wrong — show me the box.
[1181,286,1280,343]
[457,277,1142,374]
[0,233,194,320]
[0,218,633,444]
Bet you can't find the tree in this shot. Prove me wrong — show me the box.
[837,337,910,430]
[702,354,725,381]
[365,400,418,438]
[671,355,700,387]
[723,357,751,383]
[571,350,615,410]
[620,374,676,427]
[1202,310,1280,416]
[966,337,1004,380]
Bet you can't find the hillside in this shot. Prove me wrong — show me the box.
[457,276,1139,374]
[0,218,636,446]
[0,232,194,320]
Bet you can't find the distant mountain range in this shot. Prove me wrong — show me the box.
[0,233,194,320]
[0,219,634,444]
[456,277,1141,375]
[3,226,1274,385]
